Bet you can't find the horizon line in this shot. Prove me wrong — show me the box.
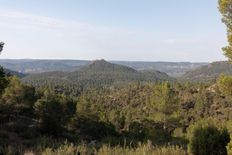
[0,57,227,63]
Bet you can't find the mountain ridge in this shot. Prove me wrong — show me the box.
[0,59,208,77]
[180,61,232,82]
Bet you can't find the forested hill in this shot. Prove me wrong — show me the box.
[180,61,232,82]
[22,60,173,92]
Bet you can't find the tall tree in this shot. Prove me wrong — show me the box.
[151,82,179,136]
[219,0,232,60]
[217,74,232,99]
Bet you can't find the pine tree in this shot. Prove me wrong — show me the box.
[219,0,232,60]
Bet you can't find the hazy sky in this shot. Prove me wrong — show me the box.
[0,0,228,62]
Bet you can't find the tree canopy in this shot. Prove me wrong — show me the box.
[219,0,232,61]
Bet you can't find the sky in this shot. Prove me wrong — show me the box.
[0,0,228,62]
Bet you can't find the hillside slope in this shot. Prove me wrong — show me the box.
[180,61,232,82]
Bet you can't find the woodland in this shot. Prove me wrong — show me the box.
[1,0,232,154]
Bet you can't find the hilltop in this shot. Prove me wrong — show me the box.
[80,59,137,73]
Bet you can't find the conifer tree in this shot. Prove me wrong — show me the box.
[219,0,232,60]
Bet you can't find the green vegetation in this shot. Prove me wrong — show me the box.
[1,1,232,154]
[187,119,230,155]
[21,60,232,86]
[22,60,174,96]
[40,142,185,155]
[219,0,232,61]
[1,142,186,155]
[1,66,232,154]
[217,74,232,98]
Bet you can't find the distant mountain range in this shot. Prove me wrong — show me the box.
[2,59,232,84]
[0,59,88,73]
[180,61,232,82]
[0,59,208,77]
[112,61,208,77]
[22,60,173,89]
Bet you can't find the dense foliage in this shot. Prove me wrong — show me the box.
[1,66,232,154]
[22,60,173,96]
[219,0,232,61]
[0,1,232,154]
[187,119,230,155]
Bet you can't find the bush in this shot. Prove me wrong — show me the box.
[125,120,167,145]
[69,114,118,141]
[34,90,76,136]
[188,120,230,155]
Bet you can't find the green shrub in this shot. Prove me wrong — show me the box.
[188,120,230,155]
[69,114,117,141]
[34,90,76,136]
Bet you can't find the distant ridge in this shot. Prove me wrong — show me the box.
[4,68,25,78]
[180,61,232,82]
[0,59,208,77]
